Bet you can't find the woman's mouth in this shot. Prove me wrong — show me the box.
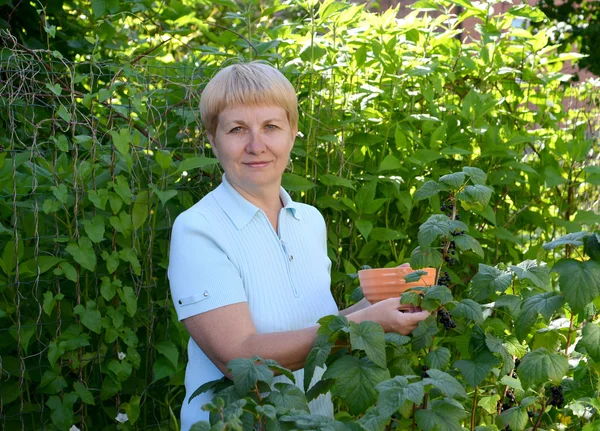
[244,162,270,168]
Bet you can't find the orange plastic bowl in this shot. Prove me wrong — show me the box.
[358,267,437,303]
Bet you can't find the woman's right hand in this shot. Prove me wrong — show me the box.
[357,298,430,335]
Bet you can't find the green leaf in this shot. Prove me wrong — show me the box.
[57,105,70,122]
[46,394,75,430]
[132,191,149,230]
[119,285,137,317]
[552,259,600,313]
[415,399,468,431]
[410,246,443,269]
[324,355,390,415]
[418,214,452,248]
[453,235,484,258]
[543,232,587,250]
[459,185,493,207]
[499,375,523,392]
[88,189,108,210]
[578,322,600,362]
[228,357,273,395]
[154,150,173,170]
[515,293,564,341]
[65,237,96,272]
[46,83,62,96]
[469,264,512,302]
[73,381,95,405]
[497,406,528,431]
[584,233,600,260]
[412,315,439,350]
[414,181,440,201]
[304,335,333,391]
[110,128,131,156]
[518,348,568,389]
[281,173,316,192]
[378,155,402,172]
[454,351,500,388]
[42,292,64,316]
[508,4,546,22]
[51,184,68,203]
[266,383,309,412]
[125,395,141,424]
[60,261,78,282]
[452,299,484,324]
[478,395,501,415]
[101,251,120,274]
[119,247,141,276]
[376,376,425,416]
[510,260,551,289]
[150,185,178,206]
[155,340,179,368]
[422,369,467,398]
[404,270,428,283]
[426,347,451,370]
[349,321,387,369]
[384,333,411,346]
[152,356,176,382]
[82,215,105,244]
[176,157,220,173]
[438,172,465,189]
[462,167,487,185]
[355,220,373,240]
[319,174,355,189]
[73,301,102,334]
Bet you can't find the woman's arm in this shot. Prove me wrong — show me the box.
[183,298,429,377]
[339,297,370,316]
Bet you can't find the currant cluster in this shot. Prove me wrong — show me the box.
[438,309,456,330]
[444,255,456,267]
[549,385,564,408]
[438,271,451,286]
[506,389,516,405]
[421,366,428,379]
[451,229,466,237]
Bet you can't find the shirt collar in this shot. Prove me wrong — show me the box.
[213,174,302,230]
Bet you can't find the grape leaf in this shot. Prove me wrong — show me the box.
[552,258,600,313]
[323,355,390,415]
[518,348,568,389]
[376,376,425,416]
[350,321,387,369]
[469,264,512,302]
[422,369,467,398]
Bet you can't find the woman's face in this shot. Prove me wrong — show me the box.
[209,104,296,196]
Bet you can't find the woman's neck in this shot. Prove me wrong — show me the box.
[228,180,283,216]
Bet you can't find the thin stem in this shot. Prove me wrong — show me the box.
[565,313,576,355]
[531,399,547,431]
[471,386,478,431]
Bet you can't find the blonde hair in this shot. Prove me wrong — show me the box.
[200,61,298,137]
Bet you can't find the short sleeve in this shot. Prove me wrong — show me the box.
[168,210,247,321]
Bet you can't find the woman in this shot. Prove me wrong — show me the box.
[168,61,429,431]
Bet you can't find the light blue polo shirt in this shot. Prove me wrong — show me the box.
[168,174,339,431]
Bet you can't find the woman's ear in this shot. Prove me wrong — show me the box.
[208,133,219,158]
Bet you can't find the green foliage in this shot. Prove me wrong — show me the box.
[1,0,599,429]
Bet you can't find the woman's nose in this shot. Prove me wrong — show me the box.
[246,131,266,154]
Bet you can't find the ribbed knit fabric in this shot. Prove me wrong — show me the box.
[168,175,340,431]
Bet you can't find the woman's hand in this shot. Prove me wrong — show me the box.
[358,298,430,335]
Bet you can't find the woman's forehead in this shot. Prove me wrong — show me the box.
[218,105,288,123]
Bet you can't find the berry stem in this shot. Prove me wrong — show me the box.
[531,399,547,431]
[564,313,575,355]
[471,386,478,431]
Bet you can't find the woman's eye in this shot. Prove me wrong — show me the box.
[229,127,243,133]
[265,124,278,130]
